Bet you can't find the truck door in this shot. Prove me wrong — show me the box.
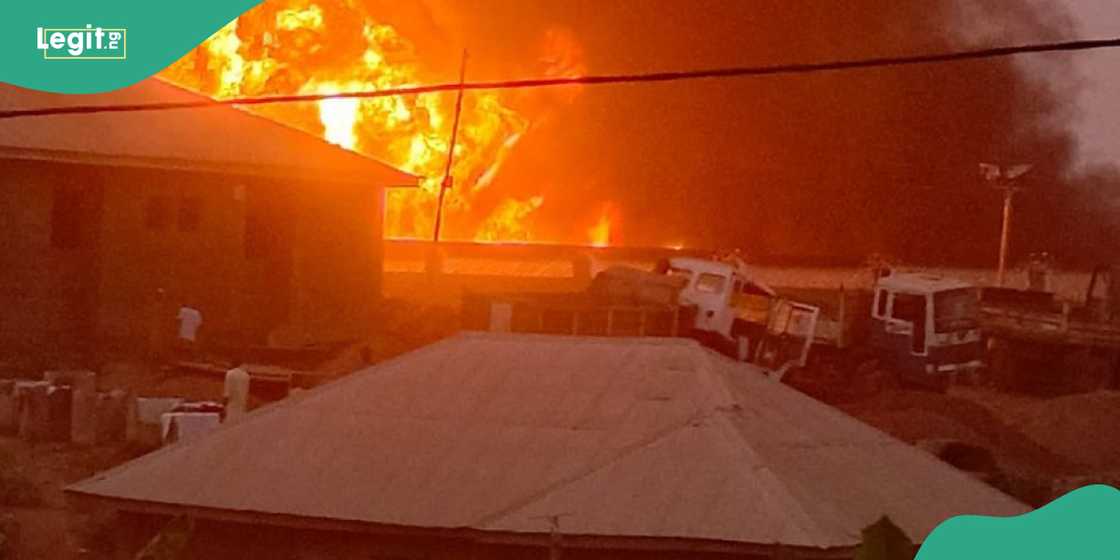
[891,293,928,355]
[757,299,820,375]
[688,271,733,337]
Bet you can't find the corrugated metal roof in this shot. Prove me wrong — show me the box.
[67,333,1028,550]
[0,78,416,186]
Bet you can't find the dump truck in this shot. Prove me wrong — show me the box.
[463,255,821,374]
[981,264,1120,393]
[466,256,990,389]
[462,266,697,338]
[676,264,987,389]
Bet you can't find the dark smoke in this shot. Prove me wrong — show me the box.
[372,0,1114,267]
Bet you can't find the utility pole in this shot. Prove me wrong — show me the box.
[432,50,469,244]
[979,163,1031,286]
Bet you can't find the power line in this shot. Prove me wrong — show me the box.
[3,36,1119,120]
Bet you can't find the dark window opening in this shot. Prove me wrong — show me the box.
[178,196,202,232]
[892,293,928,353]
[891,293,925,323]
[51,186,86,249]
[145,196,172,230]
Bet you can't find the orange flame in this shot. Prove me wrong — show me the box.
[161,2,604,244]
[589,211,612,248]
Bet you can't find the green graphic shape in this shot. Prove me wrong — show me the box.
[917,484,1119,559]
[2,0,262,94]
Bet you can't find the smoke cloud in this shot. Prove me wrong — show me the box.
[366,1,1116,265]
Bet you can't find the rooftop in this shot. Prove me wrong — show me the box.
[68,332,1026,553]
[0,78,416,186]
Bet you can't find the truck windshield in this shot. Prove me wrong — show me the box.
[695,273,726,294]
[934,288,979,333]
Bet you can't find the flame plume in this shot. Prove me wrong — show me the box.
[161,1,610,245]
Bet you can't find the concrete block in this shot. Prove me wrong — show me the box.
[69,371,98,446]
[127,397,184,448]
[46,385,72,441]
[15,381,50,442]
[95,389,129,444]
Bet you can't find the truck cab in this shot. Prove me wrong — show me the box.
[663,256,815,365]
[870,272,983,388]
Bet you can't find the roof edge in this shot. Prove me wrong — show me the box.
[150,77,420,185]
[65,491,856,557]
[0,145,413,187]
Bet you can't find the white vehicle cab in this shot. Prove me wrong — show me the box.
[663,256,818,368]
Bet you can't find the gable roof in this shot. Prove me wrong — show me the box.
[67,333,1027,552]
[0,79,417,187]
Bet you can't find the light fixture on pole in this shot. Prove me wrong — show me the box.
[979,162,1032,286]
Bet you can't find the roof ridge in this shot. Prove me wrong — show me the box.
[471,342,742,531]
[700,355,844,545]
[470,410,707,530]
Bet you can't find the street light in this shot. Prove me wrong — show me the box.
[979,162,1032,286]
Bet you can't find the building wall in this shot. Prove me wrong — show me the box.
[0,158,385,363]
[0,159,102,362]
[286,179,382,345]
[93,166,255,354]
[94,168,384,352]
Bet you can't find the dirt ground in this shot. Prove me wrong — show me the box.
[2,300,461,559]
[838,386,1120,504]
[1,436,141,559]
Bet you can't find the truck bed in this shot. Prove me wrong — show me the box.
[463,292,695,337]
[774,287,873,348]
[980,303,1120,349]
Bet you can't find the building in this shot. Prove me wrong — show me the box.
[68,333,1028,559]
[0,79,415,361]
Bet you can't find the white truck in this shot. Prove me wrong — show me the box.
[467,254,986,389]
[659,256,821,373]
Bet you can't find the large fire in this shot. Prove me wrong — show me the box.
[588,207,612,248]
[160,0,613,245]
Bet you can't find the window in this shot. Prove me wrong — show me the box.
[145,196,172,230]
[695,273,726,294]
[933,288,980,333]
[178,196,202,232]
[51,186,85,249]
[891,293,926,324]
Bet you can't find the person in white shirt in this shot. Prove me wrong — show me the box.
[223,362,251,423]
[176,305,202,344]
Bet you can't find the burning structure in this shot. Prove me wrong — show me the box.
[0,78,414,362]
[155,1,1120,265]
[162,0,609,245]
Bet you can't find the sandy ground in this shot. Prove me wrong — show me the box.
[1,436,140,559]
